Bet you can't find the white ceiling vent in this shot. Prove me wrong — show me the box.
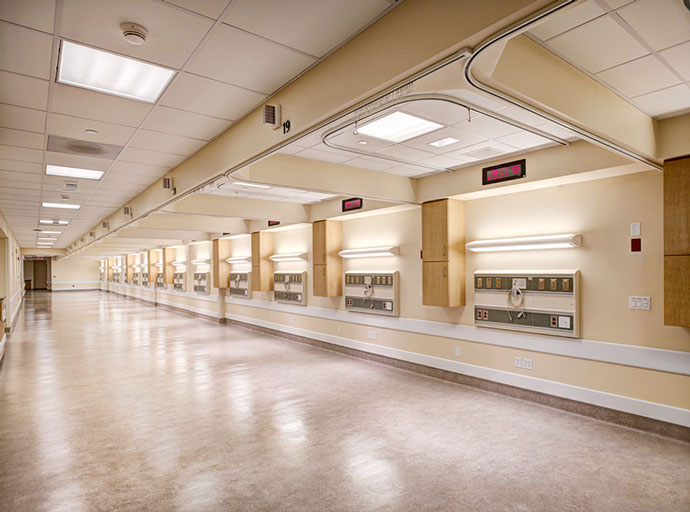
[263,104,281,129]
[64,182,78,191]
[121,22,148,46]
[47,135,123,160]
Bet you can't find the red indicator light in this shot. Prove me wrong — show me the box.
[631,238,641,252]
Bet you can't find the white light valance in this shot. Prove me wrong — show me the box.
[269,252,307,262]
[465,234,581,253]
[338,246,399,259]
[191,259,210,266]
[225,256,251,263]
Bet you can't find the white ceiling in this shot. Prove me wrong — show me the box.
[277,96,578,178]
[0,0,399,248]
[529,0,690,119]
[203,179,337,204]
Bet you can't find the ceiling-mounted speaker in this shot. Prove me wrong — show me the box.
[263,104,281,129]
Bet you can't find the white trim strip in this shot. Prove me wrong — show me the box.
[225,312,690,428]
[0,332,6,362]
[53,287,101,291]
[226,297,690,376]
[154,297,217,318]
[52,281,101,284]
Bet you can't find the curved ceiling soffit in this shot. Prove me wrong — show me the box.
[462,0,663,171]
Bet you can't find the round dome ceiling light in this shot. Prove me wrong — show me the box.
[121,22,148,45]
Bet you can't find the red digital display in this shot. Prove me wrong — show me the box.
[267,220,280,227]
[482,159,526,185]
[342,197,363,212]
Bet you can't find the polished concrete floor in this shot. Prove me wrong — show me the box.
[0,291,688,511]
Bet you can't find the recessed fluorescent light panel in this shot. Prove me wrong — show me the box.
[40,231,62,234]
[38,237,58,241]
[358,112,442,143]
[46,164,104,180]
[429,137,459,148]
[40,220,69,225]
[57,41,175,103]
[465,234,582,252]
[42,202,81,210]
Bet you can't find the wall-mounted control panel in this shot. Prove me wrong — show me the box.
[274,271,307,305]
[156,273,165,289]
[173,271,185,292]
[133,272,140,286]
[229,271,252,299]
[112,272,121,284]
[345,271,399,316]
[474,270,580,338]
[194,272,209,294]
[142,272,149,286]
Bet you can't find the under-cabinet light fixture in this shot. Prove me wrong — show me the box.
[190,259,210,266]
[465,234,582,252]
[269,252,307,262]
[225,256,251,263]
[338,246,399,259]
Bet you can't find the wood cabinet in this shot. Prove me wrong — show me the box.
[212,238,231,289]
[107,258,114,281]
[664,156,690,326]
[422,199,465,307]
[312,220,342,297]
[251,231,274,291]
[162,248,176,284]
[147,250,159,283]
[126,254,135,283]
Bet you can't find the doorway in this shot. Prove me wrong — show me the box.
[33,260,47,290]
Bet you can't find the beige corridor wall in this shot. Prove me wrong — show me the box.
[0,212,23,329]
[52,258,101,291]
[225,170,690,415]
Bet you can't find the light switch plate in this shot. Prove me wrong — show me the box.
[630,222,641,237]
[629,296,651,310]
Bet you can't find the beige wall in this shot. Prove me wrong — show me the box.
[0,212,24,328]
[52,258,101,291]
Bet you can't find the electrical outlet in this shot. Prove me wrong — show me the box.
[629,296,651,310]
[289,317,294,324]
[367,330,377,340]
[336,325,341,334]
[515,357,533,370]
[455,346,461,357]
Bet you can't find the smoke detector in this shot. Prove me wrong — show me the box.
[121,22,148,46]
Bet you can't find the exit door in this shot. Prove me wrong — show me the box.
[33,260,47,289]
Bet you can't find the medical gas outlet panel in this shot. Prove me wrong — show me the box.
[133,272,140,286]
[142,271,149,286]
[156,273,165,289]
[274,271,307,305]
[228,271,252,299]
[173,272,185,292]
[194,272,210,294]
[474,270,580,338]
[345,271,399,316]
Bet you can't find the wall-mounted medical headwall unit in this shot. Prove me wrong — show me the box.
[228,271,252,299]
[344,271,399,316]
[474,270,580,338]
[193,271,209,294]
[274,271,307,305]
[133,269,140,286]
[142,269,149,287]
[155,262,165,288]
[173,264,186,292]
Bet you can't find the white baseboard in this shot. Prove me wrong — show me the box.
[0,332,6,362]
[225,297,690,376]
[225,312,690,428]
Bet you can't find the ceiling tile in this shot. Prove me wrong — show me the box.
[293,148,353,164]
[534,121,579,141]
[0,144,43,163]
[224,0,390,57]
[326,129,394,152]
[60,0,213,69]
[0,169,41,183]
[119,147,186,168]
[602,0,634,8]
[44,151,111,171]
[376,145,436,162]
[47,113,136,147]
[0,22,53,79]
[0,0,55,33]
[618,0,690,51]
[143,106,230,139]
[161,72,266,120]
[659,41,690,81]
[454,114,523,139]
[187,24,316,94]
[402,126,486,154]
[633,84,690,118]
[445,140,517,160]
[495,131,552,150]
[0,128,44,149]
[51,84,153,128]
[419,154,473,169]
[530,0,605,41]
[109,161,170,178]
[129,129,205,155]
[399,100,474,127]
[0,158,42,173]
[547,15,649,73]
[597,55,681,97]
[164,0,230,19]
[0,104,47,133]
[0,70,49,110]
